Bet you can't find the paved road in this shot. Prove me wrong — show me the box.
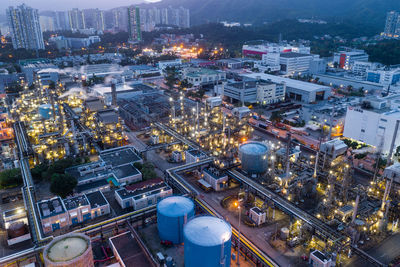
[348,233,400,266]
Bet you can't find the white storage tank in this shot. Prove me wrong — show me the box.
[43,233,93,267]
[157,196,195,244]
[184,216,231,267]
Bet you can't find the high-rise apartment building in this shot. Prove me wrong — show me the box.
[383,11,400,37]
[127,6,141,42]
[55,11,71,31]
[6,4,45,50]
[68,8,86,30]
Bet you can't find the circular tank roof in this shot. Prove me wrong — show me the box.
[239,142,268,155]
[184,216,231,247]
[39,104,52,109]
[47,236,88,262]
[158,196,194,217]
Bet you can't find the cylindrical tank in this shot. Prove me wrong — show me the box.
[157,196,195,244]
[39,104,58,120]
[184,216,232,267]
[43,233,93,267]
[239,141,269,174]
[280,227,289,240]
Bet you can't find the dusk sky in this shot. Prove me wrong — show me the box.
[1,0,161,11]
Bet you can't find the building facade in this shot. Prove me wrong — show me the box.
[127,6,142,42]
[7,4,45,50]
[333,49,369,70]
[68,8,86,30]
[115,178,172,210]
[366,68,400,86]
[383,11,400,38]
[343,97,400,154]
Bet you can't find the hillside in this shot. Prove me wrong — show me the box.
[143,0,400,32]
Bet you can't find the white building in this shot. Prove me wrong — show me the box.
[366,68,400,86]
[343,96,400,154]
[115,178,172,210]
[205,96,222,109]
[202,168,228,191]
[249,207,266,226]
[158,59,182,70]
[218,80,285,104]
[242,43,310,57]
[183,68,226,87]
[309,250,334,267]
[333,49,369,70]
[352,61,379,78]
[244,73,331,103]
[279,52,314,75]
[185,149,207,163]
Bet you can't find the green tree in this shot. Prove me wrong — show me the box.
[31,163,49,181]
[270,111,283,122]
[164,66,178,89]
[50,173,77,198]
[141,162,157,180]
[0,168,23,189]
[179,79,193,90]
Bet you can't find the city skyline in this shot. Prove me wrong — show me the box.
[0,0,160,12]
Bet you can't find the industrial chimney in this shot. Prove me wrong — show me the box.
[111,79,117,106]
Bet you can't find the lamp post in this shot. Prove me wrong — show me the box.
[234,200,241,266]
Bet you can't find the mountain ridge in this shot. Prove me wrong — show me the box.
[142,0,400,30]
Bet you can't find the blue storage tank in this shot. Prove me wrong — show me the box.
[184,216,232,267]
[239,141,269,174]
[38,104,58,120]
[157,196,195,244]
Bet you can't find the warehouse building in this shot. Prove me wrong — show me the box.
[244,73,331,103]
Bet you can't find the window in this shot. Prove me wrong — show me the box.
[361,129,365,133]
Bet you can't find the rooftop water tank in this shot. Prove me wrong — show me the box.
[184,216,232,267]
[239,141,269,174]
[157,196,195,244]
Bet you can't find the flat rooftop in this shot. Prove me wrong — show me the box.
[109,232,153,267]
[187,149,204,157]
[227,80,273,89]
[312,250,328,262]
[100,147,141,167]
[244,73,331,92]
[280,52,311,58]
[97,109,119,124]
[117,178,169,200]
[113,164,140,179]
[85,191,109,208]
[75,179,109,193]
[37,197,66,219]
[204,168,227,179]
[63,195,89,210]
[3,207,26,218]
[186,68,221,77]
[251,207,264,215]
[66,162,110,182]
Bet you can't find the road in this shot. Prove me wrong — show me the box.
[349,234,400,266]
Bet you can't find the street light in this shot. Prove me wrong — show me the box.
[234,199,241,266]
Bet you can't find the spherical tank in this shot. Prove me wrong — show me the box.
[43,233,93,267]
[239,141,269,174]
[157,196,195,244]
[184,216,232,267]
